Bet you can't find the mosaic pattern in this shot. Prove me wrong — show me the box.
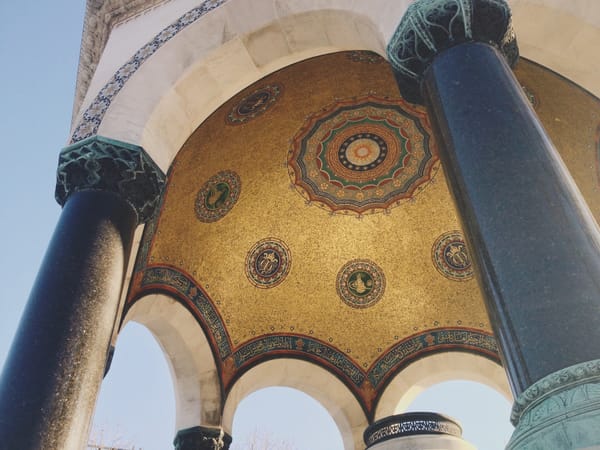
[245,238,291,288]
[337,259,386,308]
[226,84,282,125]
[233,335,365,385]
[432,231,474,281]
[288,95,437,216]
[194,170,241,222]
[70,0,228,143]
[346,50,385,64]
[139,266,231,357]
[368,328,498,387]
[129,266,498,418]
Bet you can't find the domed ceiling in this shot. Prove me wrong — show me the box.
[126,51,600,419]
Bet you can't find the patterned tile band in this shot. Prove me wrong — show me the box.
[132,268,498,395]
[368,328,498,387]
[233,335,365,385]
[71,0,228,143]
[364,412,462,447]
[140,266,231,357]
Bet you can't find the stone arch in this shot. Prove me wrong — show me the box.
[375,352,511,420]
[72,0,600,172]
[122,294,222,431]
[222,358,368,450]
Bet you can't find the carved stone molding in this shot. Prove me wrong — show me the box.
[386,0,518,103]
[508,359,600,449]
[174,426,232,450]
[55,135,165,224]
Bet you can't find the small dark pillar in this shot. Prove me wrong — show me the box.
[0,136,164,449]
[387,0,600,447]
[174,426,232,450]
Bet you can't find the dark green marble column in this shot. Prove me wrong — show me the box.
[174,426,232,450]
[387,0,600,448]
[0,136,164,449]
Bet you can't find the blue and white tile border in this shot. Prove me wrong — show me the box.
[71,0,228,143]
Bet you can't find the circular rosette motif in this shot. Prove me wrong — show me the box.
[432,231,474,281]
[337,259,386,308]
[195,170,241,222]
[245,238,291,289]
[227,84,282,125]
[288,95,437,216]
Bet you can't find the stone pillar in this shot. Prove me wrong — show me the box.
[387,0,600,447]
[0,136,164,449]
[364,413,475,450]
[174,426,233,450]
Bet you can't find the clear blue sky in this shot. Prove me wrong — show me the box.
[0,2,513,449]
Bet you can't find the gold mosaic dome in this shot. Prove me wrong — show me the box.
[126,51,600,418]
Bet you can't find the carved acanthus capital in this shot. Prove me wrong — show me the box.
[55,136,165,224]
[386,0,518,103]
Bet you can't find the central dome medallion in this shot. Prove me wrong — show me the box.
[287,95,438,216]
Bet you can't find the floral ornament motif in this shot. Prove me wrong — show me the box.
[226,84,282,125]
[194,171,241,222]
[288,95,438,216]
[337,259,386,308]
[245,238,291,288]
[432,231,474,280]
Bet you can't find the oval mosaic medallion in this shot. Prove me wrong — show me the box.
[432,231,474,281]
[195,170,241,222]
[227,84,282,125]
[337,259,386,308]
[245,238,291,288]
[288,95,437,216]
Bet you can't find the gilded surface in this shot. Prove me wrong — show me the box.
[132,52,600,411]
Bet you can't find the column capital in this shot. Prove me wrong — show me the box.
[55,135,165,224]
[386,0,518,103]
[174,426,232,450]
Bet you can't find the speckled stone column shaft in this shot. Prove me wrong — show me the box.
[422,40,600,396]
[0,136,164,449]
[0,190,137,449]
[387,0,600,400]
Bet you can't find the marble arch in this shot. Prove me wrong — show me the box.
[73,0,600,170]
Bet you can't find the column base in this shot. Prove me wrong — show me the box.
[173,426,232,450]
[508,360,600,450]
